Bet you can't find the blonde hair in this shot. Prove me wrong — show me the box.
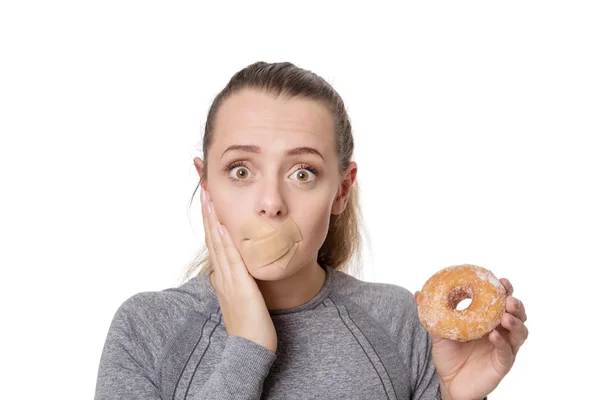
[179,61,366,284]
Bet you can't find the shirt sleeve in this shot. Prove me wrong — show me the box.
[94,298,277,400]
[406,297,443,400]
[94,297,163,399]
[192,335,277,399]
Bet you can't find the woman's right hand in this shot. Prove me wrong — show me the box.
[201,186,278,353]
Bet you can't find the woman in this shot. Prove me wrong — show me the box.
[94,61,528,400]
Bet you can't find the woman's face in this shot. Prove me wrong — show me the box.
[195,88,356,281]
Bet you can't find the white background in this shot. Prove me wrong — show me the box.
[1,1,598,398]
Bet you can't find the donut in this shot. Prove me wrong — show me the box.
[416,264,507,342]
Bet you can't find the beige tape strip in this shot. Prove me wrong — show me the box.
[238,214,303,271]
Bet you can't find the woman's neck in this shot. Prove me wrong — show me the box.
[255,261,327,311]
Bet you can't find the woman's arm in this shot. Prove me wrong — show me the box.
[94,298,276,400]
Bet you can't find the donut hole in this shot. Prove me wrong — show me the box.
[456,298,472,311]
[447,286,473,311]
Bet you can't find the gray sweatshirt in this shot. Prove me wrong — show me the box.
[94,265,445,399]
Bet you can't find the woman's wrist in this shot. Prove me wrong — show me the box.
[439,381,488,400]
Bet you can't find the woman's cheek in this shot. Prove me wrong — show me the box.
[302,208,332,252]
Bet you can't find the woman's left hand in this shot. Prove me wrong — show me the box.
[415,278,528,400]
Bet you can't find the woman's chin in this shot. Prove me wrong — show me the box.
[247,262,297,281]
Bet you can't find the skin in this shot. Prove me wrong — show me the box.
[195,88,528,399]
[194,88,356,312]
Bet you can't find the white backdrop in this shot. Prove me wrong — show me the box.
[1,1,598,398]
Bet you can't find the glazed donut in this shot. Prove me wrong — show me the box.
[416,264,507,342]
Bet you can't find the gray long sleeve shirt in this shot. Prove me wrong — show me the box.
[94,265,445,399]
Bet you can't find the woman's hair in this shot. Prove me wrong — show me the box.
[179,61,366,284]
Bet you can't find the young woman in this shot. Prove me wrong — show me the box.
[94,61,528,400]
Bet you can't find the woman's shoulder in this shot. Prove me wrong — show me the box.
[104,275,219,356]
[330,268,420,333]
[330,268,417,311]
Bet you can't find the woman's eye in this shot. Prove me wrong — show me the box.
[226,163,317,184]
[230,166,252,180]
[291,168,316,183]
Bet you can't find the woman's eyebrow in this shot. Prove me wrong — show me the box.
[221,145,324,161]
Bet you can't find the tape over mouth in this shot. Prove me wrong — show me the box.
[238,214,303,271]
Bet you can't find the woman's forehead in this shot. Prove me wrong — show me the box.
[213,90,336,155]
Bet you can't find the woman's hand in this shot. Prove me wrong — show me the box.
[415,278,528,400]
[201,187,278,353]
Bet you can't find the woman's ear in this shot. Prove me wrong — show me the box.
[331,161,357,215]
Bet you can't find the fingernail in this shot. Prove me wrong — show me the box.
[514,298,521,309]
[201,187,205,205]
[510,316,517,326]
[218,224,224,237]
[207,200,212,214]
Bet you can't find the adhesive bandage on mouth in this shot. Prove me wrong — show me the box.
[238,214,303,271]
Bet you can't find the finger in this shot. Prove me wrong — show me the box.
[201,188,223,282]
[219,222,249,278]
[414,291,421,304]
[488,328,515,371]
[206,190,231,281]
[500,313,529,355]
[493,324,512,346]
[500,278,514,296]
[505,296,527,322]
[200,187,213,256]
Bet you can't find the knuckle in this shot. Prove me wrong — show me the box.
[214,245,224,256]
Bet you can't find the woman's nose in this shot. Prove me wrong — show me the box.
[256,179,288,218]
